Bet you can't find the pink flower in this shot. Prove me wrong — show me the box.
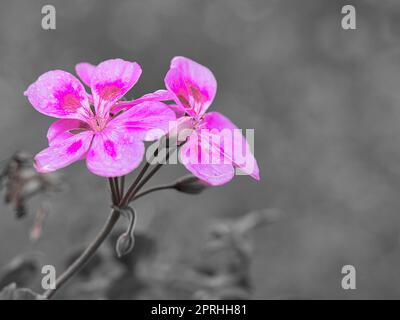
[24,59,176,177]
[162,56,260,186]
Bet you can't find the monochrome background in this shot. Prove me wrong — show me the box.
[1,0,400,299]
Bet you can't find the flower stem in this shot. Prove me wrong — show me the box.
[108,177,118,205]
[42,208,121,299]
[42,143,177,299]
[113,177,120,203]
[127,161,169,204]
[132,184,175,201]
[126,144,176,203]
[119,176,125,199]
[120,162,151,206]
[120,147,161,206]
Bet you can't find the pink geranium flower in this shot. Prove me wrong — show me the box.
[24,59,176,177]
[154,56,260,186]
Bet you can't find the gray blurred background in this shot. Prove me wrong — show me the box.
[1,0,400,299]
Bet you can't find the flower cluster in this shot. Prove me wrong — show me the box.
[25,57,259,186]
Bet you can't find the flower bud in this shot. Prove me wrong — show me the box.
[114,206,137,258]
[174,175,209,194]
[116,232,135,258]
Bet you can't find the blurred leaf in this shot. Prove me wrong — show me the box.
[0,283,43,300]
[0,254,39,288]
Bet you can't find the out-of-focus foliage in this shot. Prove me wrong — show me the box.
[0,152,61,219]
[0,283,42,300]
[52,210,276,300]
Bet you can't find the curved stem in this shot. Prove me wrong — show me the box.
[42,143,179,299]
[132,184,175,201]
[42,209,121,299]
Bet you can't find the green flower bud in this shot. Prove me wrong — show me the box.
[174,175,209,194]
[116,232,135,258]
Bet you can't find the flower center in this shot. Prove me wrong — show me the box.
[88,115,108,132]
[192,116,205,130]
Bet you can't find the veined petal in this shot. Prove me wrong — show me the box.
[24,70,91,119]
[86,127,144,177]
[203,112,260,180]
[168,104,186,118]
[168,116,195,144]
[47,119,89,146]
[75,62,96,87]
[109,101,176,142]
[34,131,93,173]
[179,133,235,186]
[91,59,142,117]
[165,56,217,117]
[132,89,174,105]
[111,89,175,114]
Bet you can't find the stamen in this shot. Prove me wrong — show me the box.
[90,104,96,116]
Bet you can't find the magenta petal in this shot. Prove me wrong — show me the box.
[75,62,96,87]
[168,104,186,118]
[132,89,174,105]
[47,119,89,146]
[112,89,175,114]
[203,112,260,180]
[168,116,195,143]
[165,56,217,117]
[24,70,91,119]
[109,101,176,142]
[179,134,235,186]
[91,59,142,117]
[34,131,93,173]
[86,128,145,177]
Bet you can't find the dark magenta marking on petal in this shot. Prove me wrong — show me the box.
[177,92,190,108]
[61,93,81,111]
[189,84,204,103]
[54,83,83,113]
[67,140,83,154]
[177,81,209,109]
[96,80,124,101]
[104,140,117,158]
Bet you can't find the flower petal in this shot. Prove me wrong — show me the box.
[24,70,91,119]
[203,112,260,180]
[109,101,176,142]
[91,59,142,117]
[168,116,195,143]
[75,62,96,87]
[168,104,186,118]
[165,56,217,117]
[34,131,93,173]
[47,119,89,146]
[86,127,144,177]
[179,133,235,186]
[132,89,174,105]
[111,89,175,114]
